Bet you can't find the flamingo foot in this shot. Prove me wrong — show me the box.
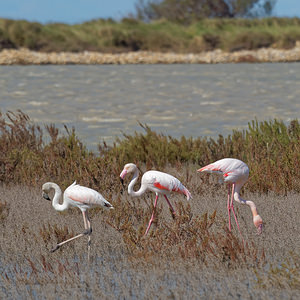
[84,228,92,235]
[50,244,60,252]
[170,208,176,219]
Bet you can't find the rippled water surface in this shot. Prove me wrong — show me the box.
[1,63,300,150]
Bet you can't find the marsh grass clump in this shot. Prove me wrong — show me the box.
[118,203,265,268]
[103,119,300,194]
[0,110,119,192]
[0,110,300,195]
[39,223,75,251]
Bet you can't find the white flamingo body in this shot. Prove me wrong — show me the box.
[120,163,191,235]
[139,170,191,199]
[198,158,263,236]
[42,181,113,254]
[63,182,112,212]
[199,158,249,188]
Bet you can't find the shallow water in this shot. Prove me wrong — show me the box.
[1,63,300,150]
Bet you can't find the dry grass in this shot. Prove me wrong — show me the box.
[0,180,299,298]
[0,110,299,298]
[1,111,300,194]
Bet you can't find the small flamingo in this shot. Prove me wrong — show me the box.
[197,158,263,235]
[42,181,113,255]
[120,163,192,235]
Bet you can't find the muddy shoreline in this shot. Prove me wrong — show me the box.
[1,43,300,65]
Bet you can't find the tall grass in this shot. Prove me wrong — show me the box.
[0,111,299,194]
[1,17,300,53]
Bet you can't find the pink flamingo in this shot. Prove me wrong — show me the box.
[120,163,192,235]
[197,158,263,235]
[42,181,113,256]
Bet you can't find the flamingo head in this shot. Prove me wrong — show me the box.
[253,214,263,235]
[42,183,52,201]
[120,163,138,185]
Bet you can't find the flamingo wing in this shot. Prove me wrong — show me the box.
[144,171,191,200]
[65,184,112,208]
[198,158,249,183]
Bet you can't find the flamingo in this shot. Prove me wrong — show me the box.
[120,163,192,235]
[197,158,263,236]
[42,181,113,256]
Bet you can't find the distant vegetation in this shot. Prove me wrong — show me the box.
[0,110,299,195]
[134,0,276,23]
[1,17,300,53]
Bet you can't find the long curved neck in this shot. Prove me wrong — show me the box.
[51,183,69,212]
[233,183,258,217]
[128,169,147,197]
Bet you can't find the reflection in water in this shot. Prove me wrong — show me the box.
[1,63,300,150]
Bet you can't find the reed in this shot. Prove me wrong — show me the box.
[0,111,299,195]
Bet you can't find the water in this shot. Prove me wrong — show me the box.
[1,63,300,151]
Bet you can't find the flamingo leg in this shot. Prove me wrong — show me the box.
[145,194,159,235]
[163,195,176,218]
[227,184,231,231]
[230,183,244,241]
[83,211,92,261]
[51,232,87,252]
[50,211,92,253]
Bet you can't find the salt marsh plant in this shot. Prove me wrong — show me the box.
[0,184,299,299]
[0,110,299,195]
[0,108,299,299]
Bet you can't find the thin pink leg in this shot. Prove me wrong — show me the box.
[227,184,231,231]
[145,194,159,235]
[230,183,244,241]
[164,195,176,216]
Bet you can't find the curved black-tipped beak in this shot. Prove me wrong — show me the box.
[120,177,125,194]
[43,192,51,201]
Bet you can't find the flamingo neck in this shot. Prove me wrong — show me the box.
[51,183,69,212]
[234,191,258,217]
[128,169,147,197]
[232,183,262,229]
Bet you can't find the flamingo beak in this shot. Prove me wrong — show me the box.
[43,192,51,201]
[119,169,127,188]
[104,202,114,209]
[257,223,263,235]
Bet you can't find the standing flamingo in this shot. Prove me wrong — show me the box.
[197,158,263,235]
[42,181,113,256]
[120,163,192,235]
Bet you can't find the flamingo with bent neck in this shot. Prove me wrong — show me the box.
[120,163,192,235]
[42,181,113,257]
[197,158,263,237]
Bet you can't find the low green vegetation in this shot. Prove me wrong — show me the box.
[0,110,299,194]
[1,17,300,53]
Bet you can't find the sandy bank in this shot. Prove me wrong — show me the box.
[1,43,300,65]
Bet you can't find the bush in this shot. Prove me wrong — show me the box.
[0,111,299,194]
